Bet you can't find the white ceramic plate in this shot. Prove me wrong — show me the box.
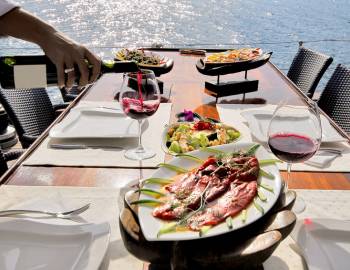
[138,142,282,241]
[49,107,139,139]
[160,122,241,154]
[0,218,110,270]
[291,218,350,270]
[241,110,347,143]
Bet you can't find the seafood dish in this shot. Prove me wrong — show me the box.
[133,143,282,240]
[205,48,262,64]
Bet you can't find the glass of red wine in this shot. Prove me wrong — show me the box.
[119,69,160,160]
[267,100,322,212]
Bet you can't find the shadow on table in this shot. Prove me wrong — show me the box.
[216,97,267,105]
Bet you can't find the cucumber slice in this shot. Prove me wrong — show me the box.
[226,216,233,229]
[199,225,212,236]
[259,183,274,193]
[157,163,189,173]
[175,153,204,163]
[143,178,174,185]
[259,159,282,166]
[200,147,225,154]
[157,222,178,237]
[130,199,162,206]
[245,144,260,155]
[259,168,275,179]
[138,188,165,198]
[253,200,264,214]
[257,190,267,202]
[240,209,247,223]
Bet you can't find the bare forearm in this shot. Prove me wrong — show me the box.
[0,8,57,47]
[0,7,100,88]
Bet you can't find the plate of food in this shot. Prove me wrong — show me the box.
[115,48,174,76]
[115,48,167,67]
[132,143,282,241]
[204,48,262,65]
[162,120,241,154]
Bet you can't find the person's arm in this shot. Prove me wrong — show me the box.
[0,7,101,88]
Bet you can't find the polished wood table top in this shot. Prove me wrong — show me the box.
[1,50,349,190]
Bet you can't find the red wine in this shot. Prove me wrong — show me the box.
[122,97,159,120]
[268,133,318,163]
[0,55,139,89]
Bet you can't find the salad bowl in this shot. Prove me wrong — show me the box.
[161,121,241,154]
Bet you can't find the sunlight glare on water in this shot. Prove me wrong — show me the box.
[0,0,349,93]
[1,0,349,67]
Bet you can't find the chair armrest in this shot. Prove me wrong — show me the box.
[63,93,78,102]
[53,103,70,118]
[21,133,38,148]
[3,149,25,162]
[53,103,69,111]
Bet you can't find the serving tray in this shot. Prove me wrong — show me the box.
[119,182,296,270]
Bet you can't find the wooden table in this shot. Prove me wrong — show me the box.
[1,50,350,190]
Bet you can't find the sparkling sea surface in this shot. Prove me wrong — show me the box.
[0,0,349,103]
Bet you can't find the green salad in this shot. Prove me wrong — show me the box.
[165,121,240,154]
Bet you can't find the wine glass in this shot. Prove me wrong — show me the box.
[267,100,322,212]
[119,69,160,160]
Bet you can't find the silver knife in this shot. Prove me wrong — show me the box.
[50,144,123,150]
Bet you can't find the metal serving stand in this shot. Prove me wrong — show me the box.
[196,52,272,102]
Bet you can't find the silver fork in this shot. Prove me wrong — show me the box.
[0,203,90,219]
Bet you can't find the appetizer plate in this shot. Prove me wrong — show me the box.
[291,218,350,270]
[115,48,168,68]
[161,121,241,154]
[49,107,139,139]
[241,110,347,143]
[204,48,262,65]
[138,142,282,241]
[0,218,110,270]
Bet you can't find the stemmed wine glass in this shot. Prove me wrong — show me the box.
[119,69,160,160]
[267,100,322,212]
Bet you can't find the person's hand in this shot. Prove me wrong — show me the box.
[0,8,101,89]
[41,31,101,89]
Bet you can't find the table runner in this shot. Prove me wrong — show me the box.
[1,185,349,270]
[217,104,350,172]
[23,102,172,168]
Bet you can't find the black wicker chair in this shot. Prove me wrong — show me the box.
[287,43,333,98]
[0,88,68,148]
[0,149,24,177]
[317,64,350,134]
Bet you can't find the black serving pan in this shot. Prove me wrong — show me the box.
[119,186,296,270]
[196,52,272,76]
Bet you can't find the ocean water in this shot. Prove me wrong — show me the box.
[1,0,349,103]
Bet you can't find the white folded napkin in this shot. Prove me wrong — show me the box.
[305,150,342,168]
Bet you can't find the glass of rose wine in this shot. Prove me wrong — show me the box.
[267,100,322,212]
[119,70,160,160]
